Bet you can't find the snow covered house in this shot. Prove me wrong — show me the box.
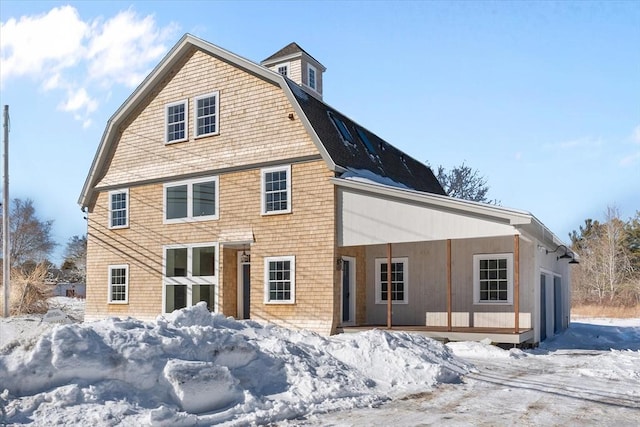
[79,34,575,344]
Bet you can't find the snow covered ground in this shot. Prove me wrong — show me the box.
[0,299,638,426]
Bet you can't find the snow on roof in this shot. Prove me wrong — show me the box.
[0,303,469,424]
[341,168,411,190]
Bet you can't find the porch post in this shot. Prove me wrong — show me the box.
[387,242,392,329]
[514,234,520,333]
[447,239,452,332]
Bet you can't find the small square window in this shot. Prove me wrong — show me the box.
[166,99,188,143]
[261,165,292,215]
[276,63,289,77]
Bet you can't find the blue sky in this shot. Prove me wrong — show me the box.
[1,1,639,264]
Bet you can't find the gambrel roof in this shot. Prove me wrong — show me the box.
[78,33,444,208]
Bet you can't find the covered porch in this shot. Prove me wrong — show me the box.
[334,177,562,344]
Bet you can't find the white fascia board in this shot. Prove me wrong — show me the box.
[261,51,303,67]
[332,177,533,226]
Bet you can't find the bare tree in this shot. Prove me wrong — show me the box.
[571,206,636,305]
[61,235,87,283]
[0,198,57,267]
[434,162,498,204]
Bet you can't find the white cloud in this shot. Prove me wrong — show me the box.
[1,6,178,126]
[87,9,175,88]
[0,6,88,85]
[59,87,98,114]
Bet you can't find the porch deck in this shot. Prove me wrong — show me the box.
[337,325,535,345]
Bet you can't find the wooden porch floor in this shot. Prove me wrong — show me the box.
[337,325,535,345]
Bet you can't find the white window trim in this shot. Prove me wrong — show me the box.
[306,63,318,91]
[108,189,129,229]
[375,257,409,305]
[162,242,219,313]
[264,255,296,304]
[193,91,220,138]
[163,176,219,224]
[165,99,189,144]
[108,264,129,304]
[473,253,514,305]
[261,165,292,215]
[275,62,290,77]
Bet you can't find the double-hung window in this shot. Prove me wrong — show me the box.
[473,253,513,304]
[165,99,188,143]
[164,177,219,223]
[264,256,295,304]
[109,189,129,229]
[194,92,219,137]
[261,165,291,215]
[108,264,128,304]
[163,243,218,313]
[375,257,409,304]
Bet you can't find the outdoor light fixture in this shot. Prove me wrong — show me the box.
[240,247,250,263]
[546,244,578,263]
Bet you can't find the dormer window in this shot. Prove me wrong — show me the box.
[307,64,317,91]
[276,63,289,77]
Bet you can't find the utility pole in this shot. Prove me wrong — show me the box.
[3,105,9,317]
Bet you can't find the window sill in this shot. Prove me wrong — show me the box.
[164,215,219,224]
[261,210,292,216]
[473,301,513,306]
[164,138,188,145]
[374,301,408,305]
[108,301,129,305]
[108,225,129,230]
[264,300,296,305]
[194,131,219,139]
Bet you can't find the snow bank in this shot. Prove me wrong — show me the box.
[0,303,470,425]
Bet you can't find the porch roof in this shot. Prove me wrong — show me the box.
[334,177,564,248]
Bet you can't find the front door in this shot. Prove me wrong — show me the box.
[540,274,547,341]
[554,276,562,333]
[341,256,356,325]
[237,251,251,319]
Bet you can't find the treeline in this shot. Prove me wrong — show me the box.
[1,198,86,315]
[570,207,640,307]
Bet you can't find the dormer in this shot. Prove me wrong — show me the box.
[261,42,326,100]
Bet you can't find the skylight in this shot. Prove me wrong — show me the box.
[328,112,354,144]
[356,128,376,155]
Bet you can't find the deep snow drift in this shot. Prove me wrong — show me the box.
[0,302,469,425]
